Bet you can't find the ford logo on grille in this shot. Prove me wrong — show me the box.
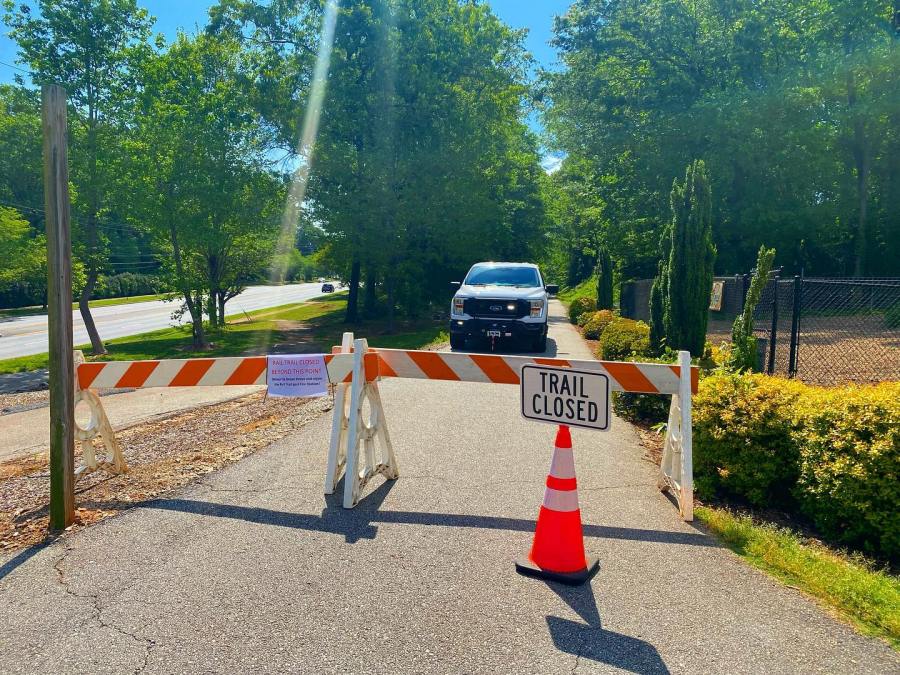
[490,304,503,312]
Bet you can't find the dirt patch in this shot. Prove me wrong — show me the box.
[0,391,332,554]
[637,425,665,466]
[275,320,311,331]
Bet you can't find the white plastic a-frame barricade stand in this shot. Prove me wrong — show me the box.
[324,331,354,495]
[658,350,693,520]
[72,350,127,480]
[341,337,398,508]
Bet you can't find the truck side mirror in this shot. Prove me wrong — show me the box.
[450,281,461,291]
[545,284,559,295]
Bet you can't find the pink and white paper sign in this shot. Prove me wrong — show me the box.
[266,355,329,398]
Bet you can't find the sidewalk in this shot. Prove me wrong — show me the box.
[0,386,262,463]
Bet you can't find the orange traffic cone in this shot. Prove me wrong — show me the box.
[516,425,599,585]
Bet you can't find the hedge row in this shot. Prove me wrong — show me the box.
[694,374,900,560]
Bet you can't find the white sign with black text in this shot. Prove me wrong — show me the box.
[266,354,329,398]
[520,364,611,431]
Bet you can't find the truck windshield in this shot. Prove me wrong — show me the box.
[465,266,541,287]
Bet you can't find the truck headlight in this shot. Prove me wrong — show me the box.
[530,300,544,318]
[453,297,465,315]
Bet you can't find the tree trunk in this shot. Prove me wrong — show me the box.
[184,291,206,349]
[81,75,105,355]
[169,217,207,350]
[386,275,396,334]
[207,292,218,328]
[218,292,226,326]
[846,69,870,278]
[345,258,361,323]
[853,152,869,277]
[79,269,106,355]
[363,267,378,318]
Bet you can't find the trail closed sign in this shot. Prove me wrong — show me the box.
[520,364,611,431]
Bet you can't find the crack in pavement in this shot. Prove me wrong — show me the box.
[52,542,158,674]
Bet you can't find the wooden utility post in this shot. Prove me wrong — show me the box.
[42,84,75,530]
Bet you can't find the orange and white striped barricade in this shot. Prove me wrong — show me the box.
[72,350,127,480]
[658,350,694,520]
[324,332,353,494]
[74,350,355,483]
[331,344,697,519]
[323,335,399,508]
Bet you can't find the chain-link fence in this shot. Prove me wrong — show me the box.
[622,273,900,385]
[752,276,900,386]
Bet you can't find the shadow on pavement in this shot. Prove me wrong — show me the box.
[541,579,669,673]
[547,615,670,674]
[143,482,714,548]
[0,536,57,581]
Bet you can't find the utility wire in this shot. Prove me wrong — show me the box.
[0,59,33,76]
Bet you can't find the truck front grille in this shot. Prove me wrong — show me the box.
[464,298,529,319]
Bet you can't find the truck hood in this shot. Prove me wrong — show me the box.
[457,285,546,300]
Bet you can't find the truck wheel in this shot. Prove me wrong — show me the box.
[450,334,467,350]
[533,332,547,353]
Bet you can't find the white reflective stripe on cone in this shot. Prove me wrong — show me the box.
[543,487,580,513]
[549,448,576,480]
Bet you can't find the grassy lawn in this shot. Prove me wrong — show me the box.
[0,295,448,374]
[0,293,167,318]
[558,276,597,305]
[696,506,900,649]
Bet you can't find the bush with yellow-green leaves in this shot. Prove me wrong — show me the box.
[568,296,595,324]
[694,373,900,560]
[793,384,900,560]
[596,317,650,361]
[582,310,616,339]
[693,374,806,507]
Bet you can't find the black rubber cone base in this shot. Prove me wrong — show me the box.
[515,555,600,586]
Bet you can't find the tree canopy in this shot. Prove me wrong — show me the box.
[543,0,899,283]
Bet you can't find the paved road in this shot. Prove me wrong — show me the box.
[0,283,333,360]
[0,302,896,673]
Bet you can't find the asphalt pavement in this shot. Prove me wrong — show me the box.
[0,301,896,673]
[0,282,333,360]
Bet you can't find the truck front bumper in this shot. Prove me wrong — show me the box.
[449,317,546,342]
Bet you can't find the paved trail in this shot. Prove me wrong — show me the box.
[0,302,896,673]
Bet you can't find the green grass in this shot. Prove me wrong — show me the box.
[0,353,50,374]
[0,293,167,318]
[696,506,900,649]
[558,276,597,305]
[0,293,448,374]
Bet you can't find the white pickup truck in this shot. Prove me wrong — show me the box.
[449,262,558,352]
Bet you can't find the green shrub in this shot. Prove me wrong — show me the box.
[597,318,650,361]
[885,302,900,329]
[582,310,616,339]
[794,384,900,559]
[729,246,775,372]
[693,373,806,507]
[613,391,670,424]
[576,310,593,327]
[95,272,163,299]
[568,296,595,324]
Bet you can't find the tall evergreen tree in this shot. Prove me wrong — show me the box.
[649,259,666,354]
[595,246,614,310]
[651,160,716,355]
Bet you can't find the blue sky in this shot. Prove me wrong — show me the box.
[1,0,569,161]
